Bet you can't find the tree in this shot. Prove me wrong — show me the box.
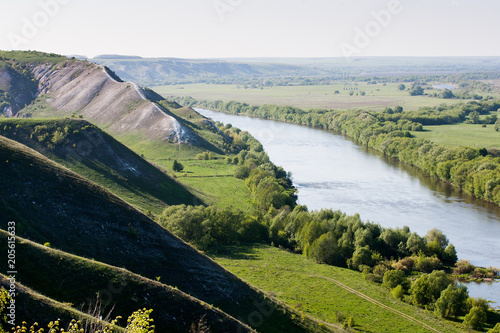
[466,297,489,313]
[435,284,468,318]
[410,274,431,306]
[383,269,409,290]
[442,244,458,263]
[308,232,345,266]
[172,160,184,172]
[350,245,373,270]
[441,89,454,99]
[495,118,500,132]
[425,228,448,257]
[425,228,448,248]
[397,84,406,91]
[394,105,403,113]
[427,270,451,299]
[406,232,426,255]
[409,86,424,96]
[469,111,480,124]
[410,270,451,306]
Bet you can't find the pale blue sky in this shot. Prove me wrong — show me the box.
[1,0,499,58]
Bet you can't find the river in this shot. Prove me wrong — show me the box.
[195,107,500,307]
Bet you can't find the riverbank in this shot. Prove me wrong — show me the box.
[194,107,500,311]
[186,98,500,209]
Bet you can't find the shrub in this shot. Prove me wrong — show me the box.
[453,259,475,275]
[463,306,487,330]
[234,165,250,179]
[51,130,65,144]
[434,284,468,318]
[488,323,500,333]
[392,256,415,271]
[383,269,409,290]
[172,160,184,172]
[335,311,345,323]
[414,254,442,272]
[391,285,405,300]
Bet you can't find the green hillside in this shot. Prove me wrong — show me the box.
[0,230,252,332]
[0,118,199,214]
[0,135,327,332]
[1,274,121,331]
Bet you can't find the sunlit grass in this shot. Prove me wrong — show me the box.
[211,244,468,333]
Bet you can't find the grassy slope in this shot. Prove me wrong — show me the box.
[16,95,253,209]
[0,50,68,65]
[114,105,254,209]
[0,230,252,333]
[153,82,498,112]
[0,274,123,331]
[0,118,198,214]
[1,50,254,210]
[211,244,475,333]
[0,135,329,333]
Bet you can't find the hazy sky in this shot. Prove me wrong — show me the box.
[1,0,499,59]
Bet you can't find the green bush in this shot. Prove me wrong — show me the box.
[463,306,487,330]
[172,160,184,172]
[391,285,405,300]
[383,269,409,290]
[434,284,468,318]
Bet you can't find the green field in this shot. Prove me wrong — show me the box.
[166,159,254,209]
[154,82,498,112]
[211,244,473,333]
[414,118,500,149]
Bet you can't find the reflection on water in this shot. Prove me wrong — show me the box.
[195,108,500,304]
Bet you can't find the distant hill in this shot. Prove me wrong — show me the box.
[94,54,143,60]
[90,55,500,86]
[91,56,328,86]
[0,135,327,332]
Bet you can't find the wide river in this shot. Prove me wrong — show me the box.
[195,108,500,307]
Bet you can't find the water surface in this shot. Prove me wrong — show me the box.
[195,108,500,307]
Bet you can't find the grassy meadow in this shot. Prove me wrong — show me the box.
[211,244,474,333]
[154,82,499,112]
[413,112,500,148]
[165,158,254,209]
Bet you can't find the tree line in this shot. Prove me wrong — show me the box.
[157,203,497,330]
[176,97,500,207]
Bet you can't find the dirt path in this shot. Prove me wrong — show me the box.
[310,274,442,333]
